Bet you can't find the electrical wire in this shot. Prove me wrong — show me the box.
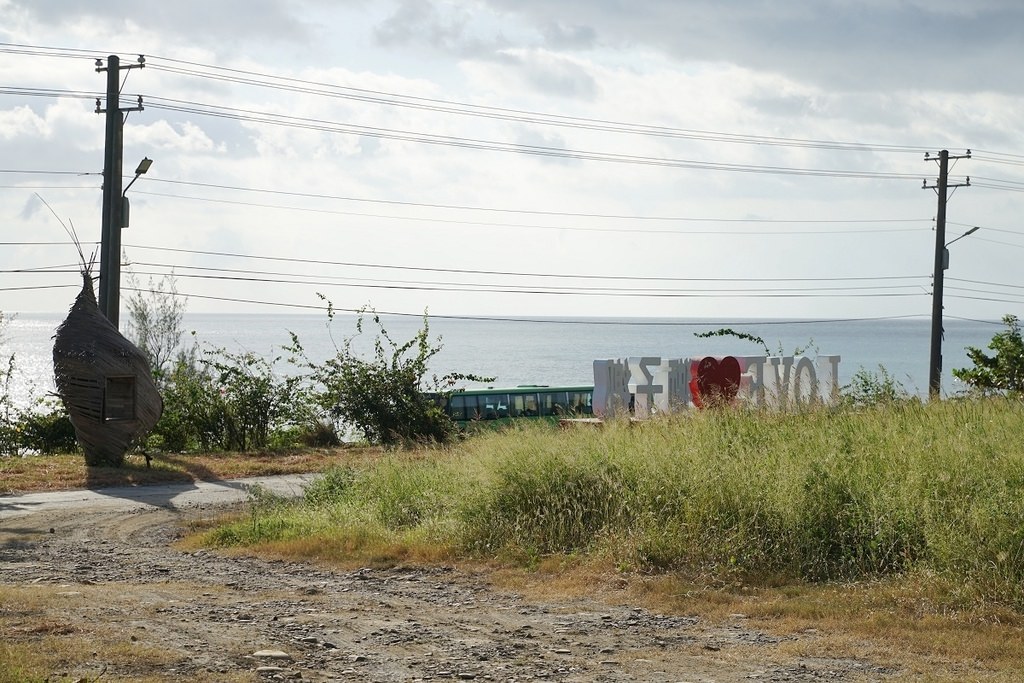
[947,293,1024,305]
[129,189,931,236]
[122,284,932,326]
[0,86,102,100]
[0,284,78,293]
[0,169,96,176]
[948,277,1024,291]
[948,221,1024,237]
[144,177,943,221]
[121,243,928,283]
[972,236,1024,250]
[122,265,926,297]
[129,260,926,288]
[0,43,104,59]
[144,97,931,179]
[144,56,936,155]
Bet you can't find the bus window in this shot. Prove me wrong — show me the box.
[491,394,510,418]
[516,393,540,419]
[539,391,569,417]
[509,393,525,417]
[482,394,507,420]
[566,391,593,415]
[449,394,469,421]
[469,395,487,420]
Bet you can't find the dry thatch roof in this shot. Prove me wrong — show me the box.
[53,271,163,466]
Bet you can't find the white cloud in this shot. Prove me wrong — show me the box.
[0,0,1020,325]
[0,105,46,139]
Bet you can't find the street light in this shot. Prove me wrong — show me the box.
[928,225,979,398]
[100,157,152,328]
[122,157,152,195]
[121,157,152,227]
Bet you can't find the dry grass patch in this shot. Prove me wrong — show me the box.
[0,585,187,682]
[0,446,380,494]
[0,582,266,682]
[485,564,1024,681]
[257,533,458,569]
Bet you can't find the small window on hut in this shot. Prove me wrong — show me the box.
[104,376,137,421]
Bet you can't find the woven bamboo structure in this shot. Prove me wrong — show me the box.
[53,271,163,467]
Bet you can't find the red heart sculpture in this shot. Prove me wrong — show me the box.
[690,356,741,409]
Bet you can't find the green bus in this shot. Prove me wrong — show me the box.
[437,385,594,427]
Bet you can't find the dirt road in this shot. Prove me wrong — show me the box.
[0,477,894,682]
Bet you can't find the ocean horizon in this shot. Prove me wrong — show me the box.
[2,311,1005,409]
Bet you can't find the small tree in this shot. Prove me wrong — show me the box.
[124,267,187,382]
[953,314,1024,395]
[288,304,492,447]
[0,311,16,455]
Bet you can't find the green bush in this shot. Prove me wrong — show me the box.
[954,314,1024,395]
[287,305,491,447]
[842,365,912,408]
[303,465,356,506]
[154,348,310,453]
[15,401,78,455]
[462,440,635,556]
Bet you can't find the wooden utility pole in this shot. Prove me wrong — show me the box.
[924,149,970,400]
[96,55,144,328]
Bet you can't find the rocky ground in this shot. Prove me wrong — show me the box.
[0,480,897,682]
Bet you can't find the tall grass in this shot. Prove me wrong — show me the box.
[200,398,1024,609]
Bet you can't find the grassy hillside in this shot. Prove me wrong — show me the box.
[198,398,1024,611]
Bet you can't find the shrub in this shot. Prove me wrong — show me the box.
[954,314,1024,395]
[287,304,491,447]
[15,401,78,455]
[463,445,635,556]
[154,347,311,452]
[842,365,911,408]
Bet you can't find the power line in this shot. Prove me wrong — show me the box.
[144,97,930,179]
[122,243,928,283]
[947,293,1024,305]
[0,40,955,160]
[144,56,935,155]
[973,236,1024,250]
[145,177,939,221]
[948,220,1024,237]
[0,284,78,293]
[0,185,97,190]
[130,189,930,236]
[946,285,1024,300]
[969,176,1024,188]
[0,43,103,59]
[0,169,97,176]
[123,284,932,327]
[0,241,98,246]
[0,86,101,100]
[122,265,926,298]
[970,182,1024,194]
[948,277,1024,291]
[945,314,1011,326]
[130,260,925,288]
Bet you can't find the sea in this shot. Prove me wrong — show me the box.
[0,312,1004,408]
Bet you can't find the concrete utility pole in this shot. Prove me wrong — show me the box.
[923,149,971,400]
[96,54,145,328]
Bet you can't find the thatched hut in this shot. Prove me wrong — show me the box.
[53,271,163,467]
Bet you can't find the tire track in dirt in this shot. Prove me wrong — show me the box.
[0,480,896,682]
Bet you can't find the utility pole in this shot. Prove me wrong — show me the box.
[923,149,970,400]
[96,54,145,328]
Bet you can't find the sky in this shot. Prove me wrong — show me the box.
[1,0,1023,323]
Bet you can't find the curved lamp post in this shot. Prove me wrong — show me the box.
[928,225,979,398]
